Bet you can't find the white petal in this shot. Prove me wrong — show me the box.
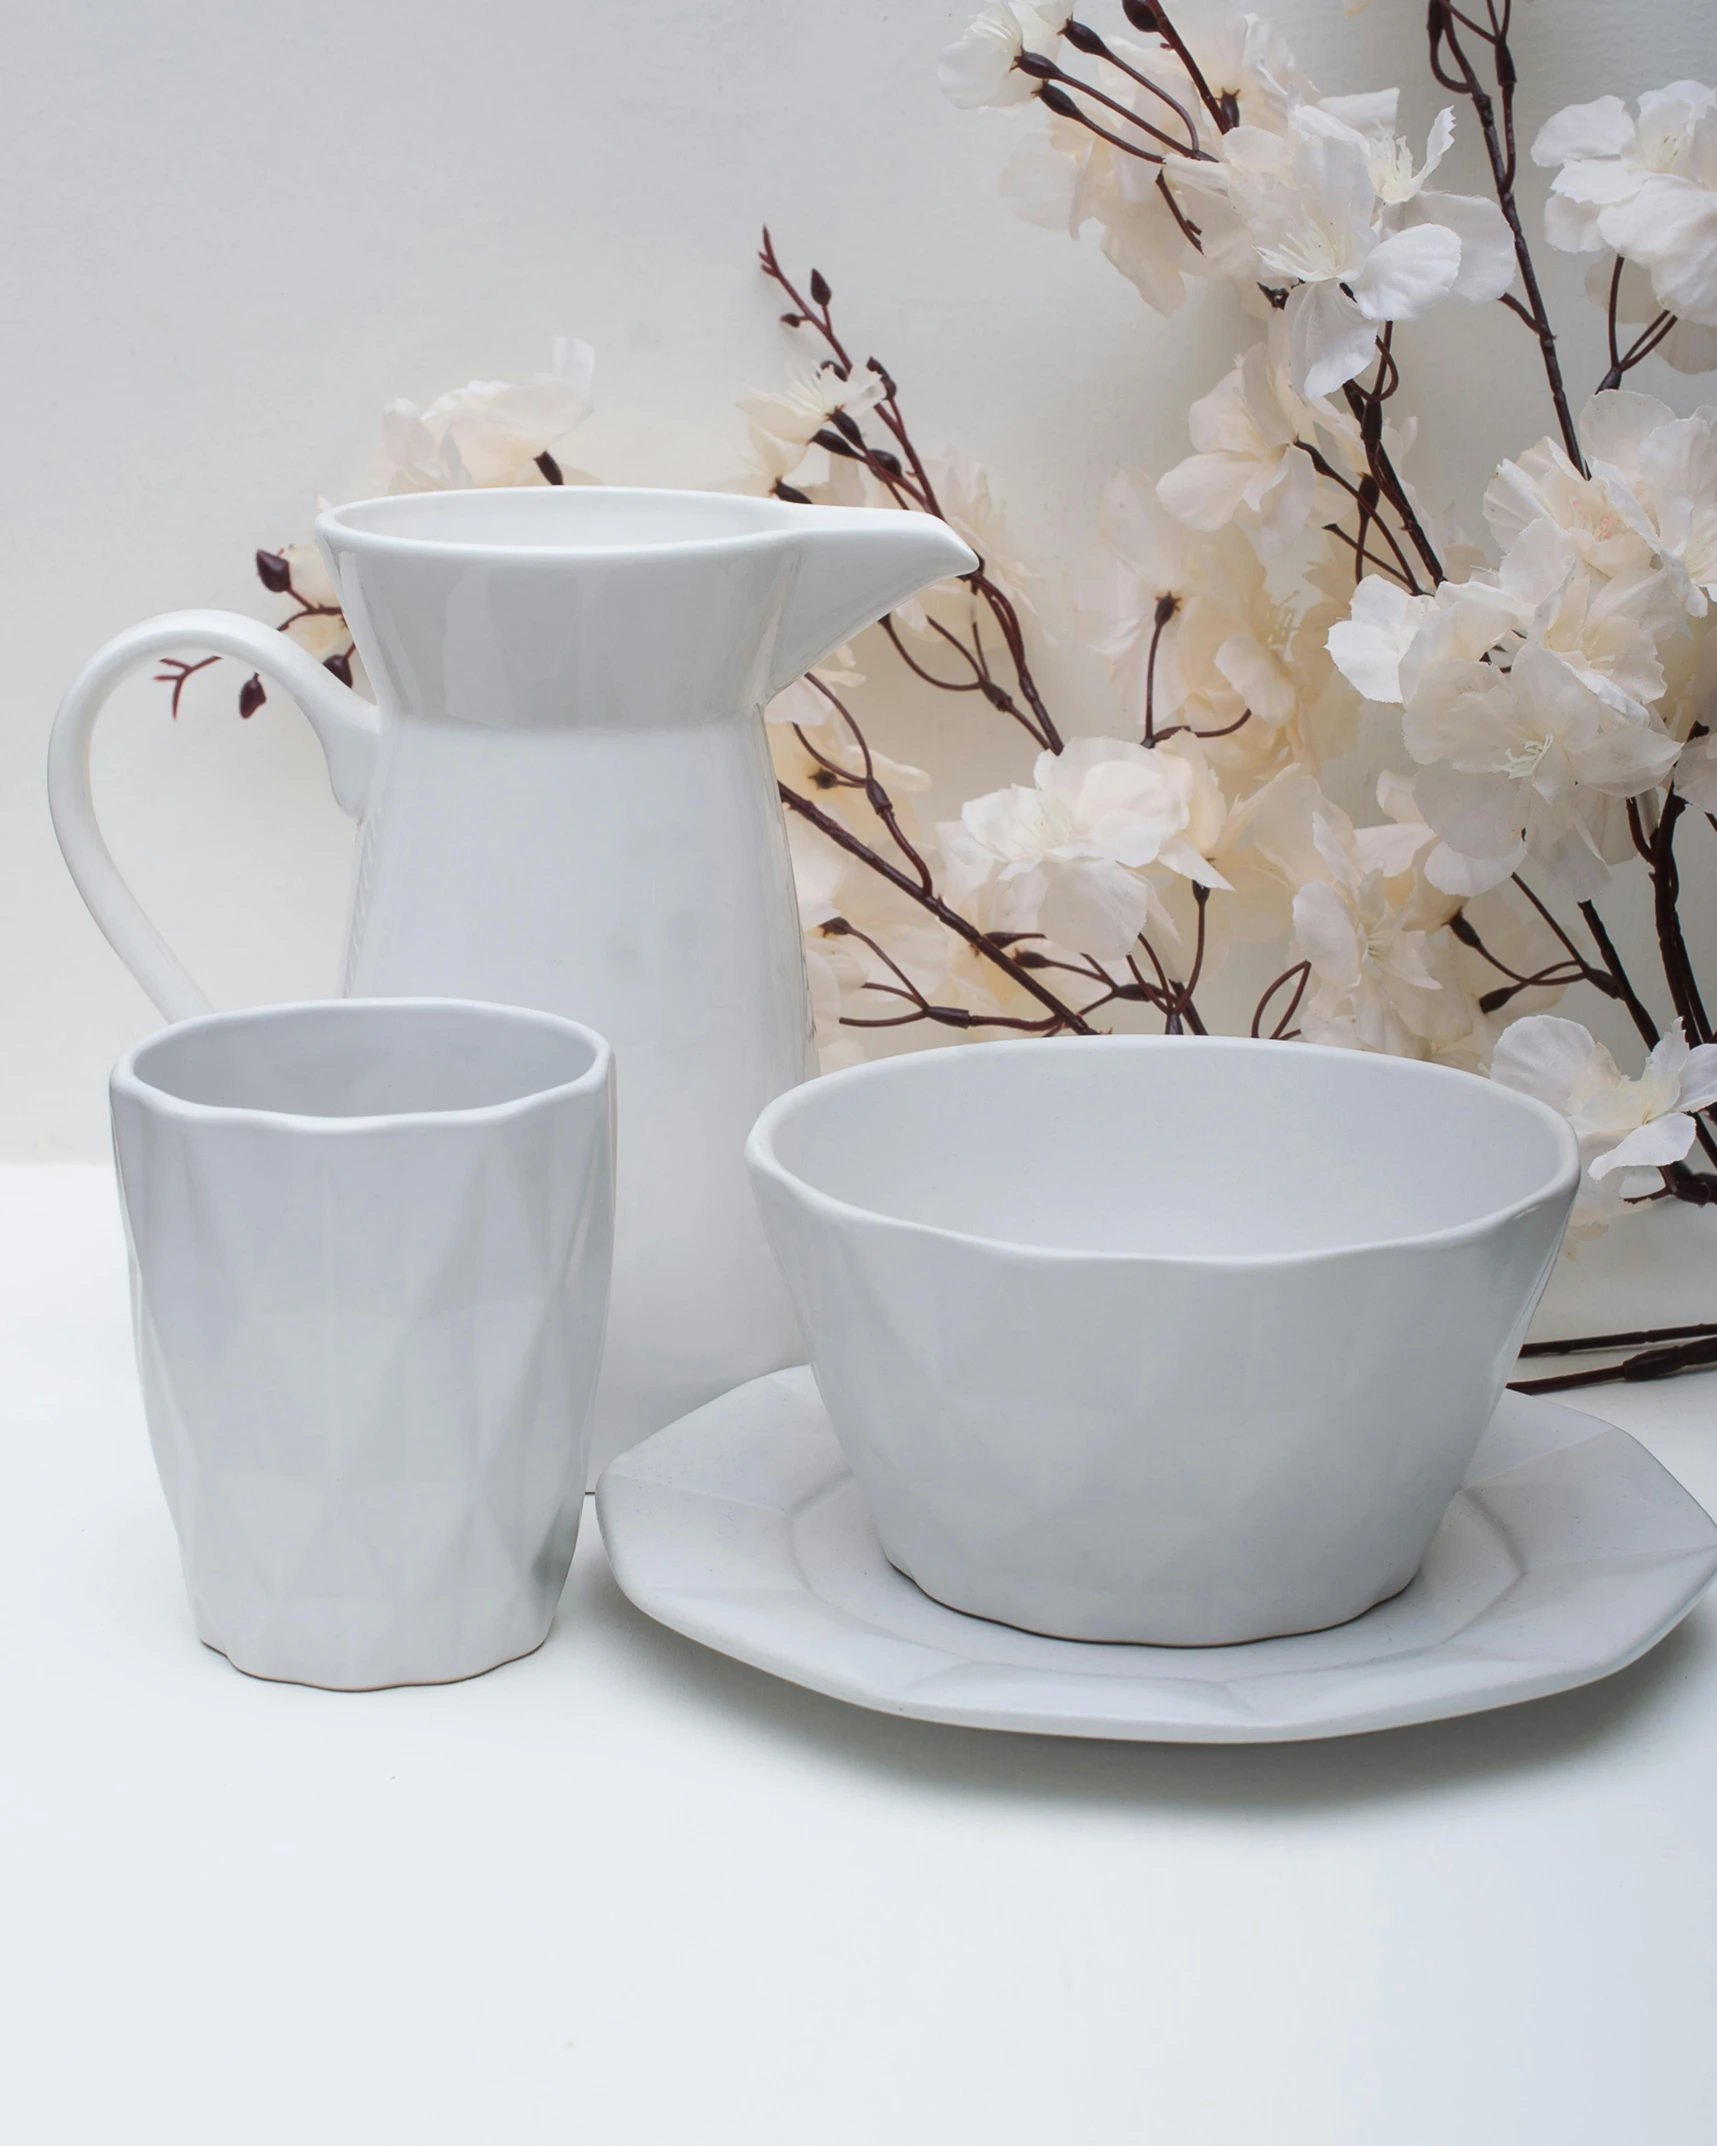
[1603,182,1717,327]
[1214,633,1296,720]
[1589,1114,1698,1177]
[1293,880,1363,990]
[1353,819,1433,878]
[1326,575,1433,704]
[1423,840,1522,896]
[1257,445,1321,552]
[1289,283,1380,399]
[1491,1014,1603,1111]
[1412,762,1525,858]
[1420,108,1457,184]
[1156,838,1233,890]
[1350,223,1464,322]
[1319,90,1400,132]
[1544,193,1606,254]
[1531,97,1636,167]
[938,18,1029,110]
[1000,133,1082,233]
[1674,732,1717,812]
[1038,858,1158,959]
[1412,190,1518,302]
[1677,1045,1717,1114]
[1156,452,1256,532]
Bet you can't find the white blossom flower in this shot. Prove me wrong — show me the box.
[1581,390,1717,616]
[1148,0,1316,137]
[1079,477,1298,735]
[940,734,1231,958]
[1491,1014,1717,1225]
[1326,575,1437,702]
[891,453,1032,639]
[1483,435,1659,581]
[1156,327,1350,551]
[938,3,1064,111]
[1339,537,1681,725]
[1533,82,1717,327]
[1172,101,1509,396]
[378,338,595,493]
[1196,126,1463,394]
[999,104,1216,314]
[738,356,886,494]
[1247,774,1479,1057]
[1403,641,1681,897]
[1299,95,1516,303]
[1492,518,1678,717]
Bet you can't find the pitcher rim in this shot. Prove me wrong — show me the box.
[316,486,888,564]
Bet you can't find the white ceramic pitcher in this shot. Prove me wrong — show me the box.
[49,486,976,1473]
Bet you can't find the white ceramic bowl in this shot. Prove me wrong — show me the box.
[746,1036,1580,1646]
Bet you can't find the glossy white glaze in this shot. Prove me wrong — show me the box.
[746,1035,1583,1647]
[110,999,615,1689]
[49,488,976,1470]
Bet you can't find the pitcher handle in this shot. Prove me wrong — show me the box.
[47,610,381,1023]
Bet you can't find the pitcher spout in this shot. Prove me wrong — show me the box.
[768,506,979,698]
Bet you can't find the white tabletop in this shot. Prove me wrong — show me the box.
[5,1165,1715,2145]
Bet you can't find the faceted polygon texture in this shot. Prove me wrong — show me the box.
[112,1007,614,1689]
[597,1369,1717,1743]
[746,1037,1581,1645]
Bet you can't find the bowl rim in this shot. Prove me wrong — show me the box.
[112,997,612,1133]
[746,1033,1582,1268]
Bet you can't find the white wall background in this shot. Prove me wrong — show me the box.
[3,0,1710,1157]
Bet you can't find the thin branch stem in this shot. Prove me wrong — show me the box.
[780,783,1093,1032]
[1426,0,1583,466]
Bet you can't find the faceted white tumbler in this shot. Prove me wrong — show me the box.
[110,998,615,1689]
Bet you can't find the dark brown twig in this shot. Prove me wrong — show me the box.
[1426,0,1583,466]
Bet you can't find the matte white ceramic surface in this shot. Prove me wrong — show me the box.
[597,1368,1717,1742]
[110,998,615,1689]
[747,1037,1582,1646]
[49,487,976,1474]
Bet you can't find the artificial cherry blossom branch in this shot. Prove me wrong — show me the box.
[1340,329,1444,586]
[1251,961,1310,1040]
[778,784,1096,1033]
[1426,0,1584,467]
[1512,1327,1717,1395]
[1062,16,1203,152]
[1016,50,1199,161]
[154,655,219,718]
[822,918,1063,1034]
[1120,0,1236,133]
[759,232,1062,753]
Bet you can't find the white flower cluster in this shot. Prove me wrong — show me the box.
[940,3,1512,396]
[1327,389,1715,900]
[377,337,596,492]
[1493,1016,1717,1230]
[942,733,1231,958]
[911,3,1717,1228]
[314,13,1717,1244]
[1534,84,1717,364]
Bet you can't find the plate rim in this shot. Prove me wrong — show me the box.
[595,1370,1717,1744]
